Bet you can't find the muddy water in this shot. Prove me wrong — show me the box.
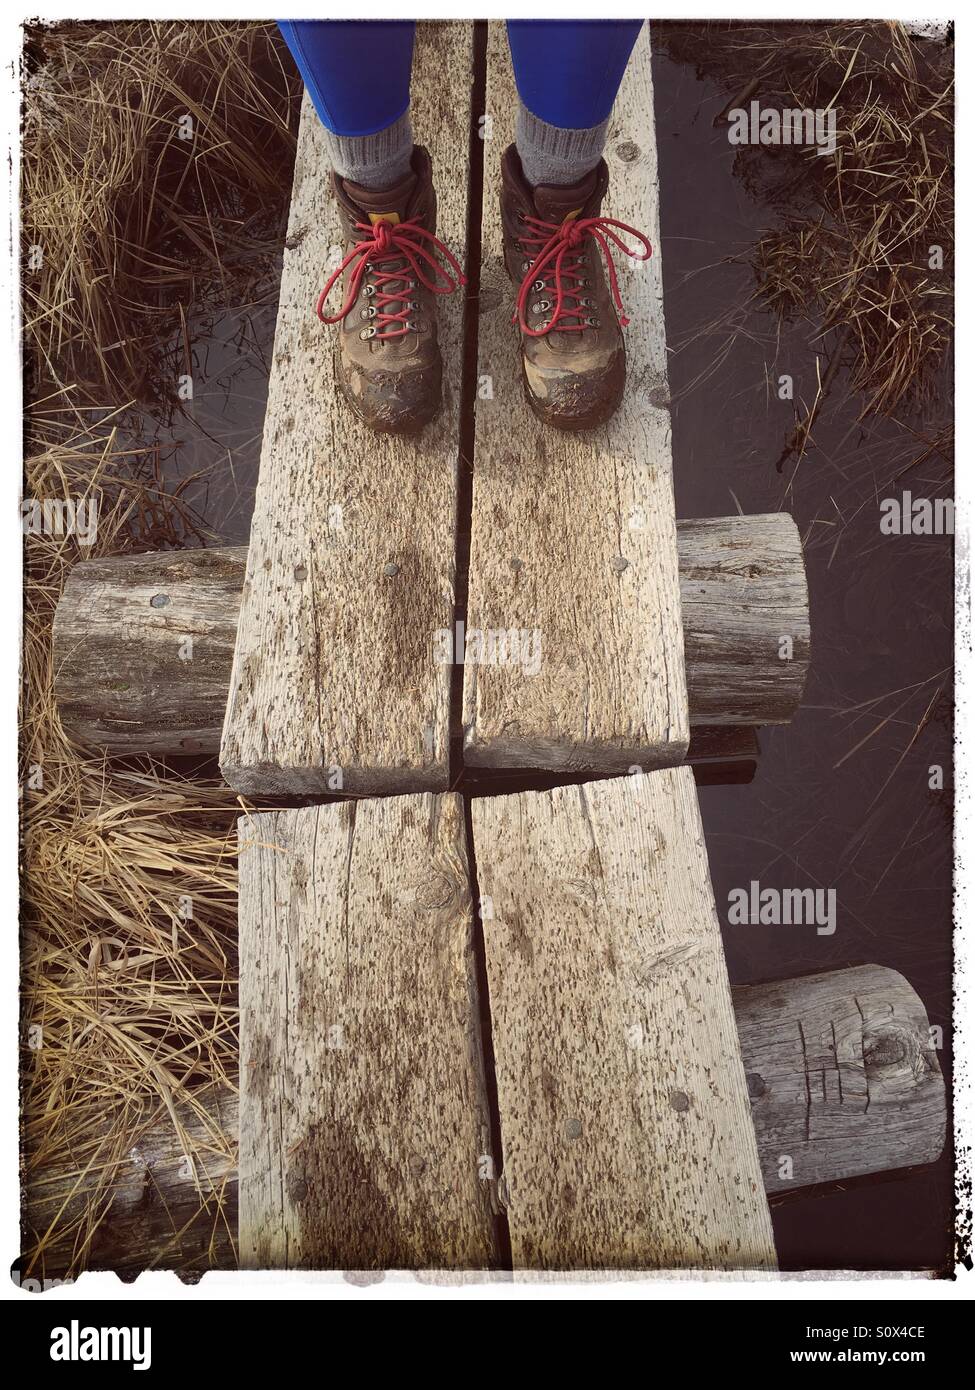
[652,44,953,1271]
[148,32,954,1272]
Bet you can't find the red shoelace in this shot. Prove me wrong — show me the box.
[317,219,466,339]
[515,213,652,337]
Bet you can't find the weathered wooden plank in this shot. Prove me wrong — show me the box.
[735,964,946,1194]
[237,793,500,1269]
[220,21,473,796]
[22,966,945,1277]
[55,515,806,755]
[471,769,777,1270]
[463,23,689,774]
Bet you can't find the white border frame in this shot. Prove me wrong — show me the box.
[2,1,968,1302]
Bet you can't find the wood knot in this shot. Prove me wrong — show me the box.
[863,1025,918,1073]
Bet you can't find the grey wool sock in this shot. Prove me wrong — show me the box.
[322,108,414,190]
[516,101,609,187]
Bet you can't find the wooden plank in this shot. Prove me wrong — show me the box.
[220,21,473,796]
[23,966,946,1277]
[463,23,689,774]
[237,793,500,1270]
[735,964,946,1194]
[471,769,777,1270]
[54,515,807,757]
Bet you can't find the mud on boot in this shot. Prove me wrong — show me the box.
[318,146,465,435]
[499,145,651,432]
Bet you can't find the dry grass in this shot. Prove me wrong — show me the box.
[658,20,953,425]
[19,20,300,1280]
[22,19,298,406]
[20,403,242,1280]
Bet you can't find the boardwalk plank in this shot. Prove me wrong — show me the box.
[463,24,689,773]
[471,769,777,1270]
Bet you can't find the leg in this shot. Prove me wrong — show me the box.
[278,20,464,435]
[499,20,650,430]
[506,19,643,186]
[278,20,415,189]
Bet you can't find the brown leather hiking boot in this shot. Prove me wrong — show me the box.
[499,145,652,431]
[317,146,465,435]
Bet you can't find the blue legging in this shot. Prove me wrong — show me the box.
[277,19,643,137]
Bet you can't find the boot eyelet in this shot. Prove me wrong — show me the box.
[360,305,376,319]
[533,279,545,292]
[520,260,530,273]
[363,284,376,297]
[408,300,420,311]
[406,320,420,333]
[360,326,376,340]
[585,315,600,328]
[532,299,551,314]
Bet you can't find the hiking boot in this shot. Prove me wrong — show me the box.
[317,146,465,435]
[499,145,652,431]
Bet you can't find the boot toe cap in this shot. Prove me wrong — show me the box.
[339,358,442,435]
[522,348,625,432]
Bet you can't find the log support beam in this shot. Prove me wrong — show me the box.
[53,514,809,763]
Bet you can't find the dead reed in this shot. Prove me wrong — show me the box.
[20,20,300,1279]
[22,19,299,405]
[20,404,243,1280]
[657,20,953,423]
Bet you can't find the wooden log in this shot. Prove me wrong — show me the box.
[53,546,249,755]
[463,23,690,774]
[20,965,945,1278]
[679,512,809,725]
[471,770,777,1270]
[237,793,500,1269]
[735,963,946,1194]
[53,514,807,757]
[219,22,473,797]
[19,1084,237,1284]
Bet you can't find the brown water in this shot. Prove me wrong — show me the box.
[138,26,954,1273]
[653,40,953,1271]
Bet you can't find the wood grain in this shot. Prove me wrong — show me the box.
[220,22,473,796]
[54,546,248,756]
[471,769,777,1270]
[54,515,807,756]
[22,966,944,1277]
[735,963,946,1193]
[463,23,689,774]
[237,793,500,1269]
[679,512,809,725]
